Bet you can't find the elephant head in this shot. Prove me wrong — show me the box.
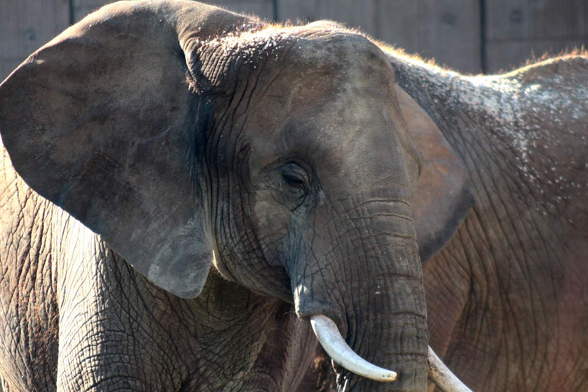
[0,1,472,391]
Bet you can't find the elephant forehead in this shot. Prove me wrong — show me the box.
[293,33,396,94]
[289,29,391,71]
[241,29,396,122]
[247,71,401,183]
[203,25,394,93]
[211,26,401,176]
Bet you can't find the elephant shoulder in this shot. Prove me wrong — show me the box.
[0,147,60,392]
[496,54,588,134]
[501,53,588,106]
[1,144,61,263]
[1,145,37,214]
[509,53,588,84]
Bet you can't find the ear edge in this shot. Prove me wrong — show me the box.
[417,182,474,262]
[393,84,474,263]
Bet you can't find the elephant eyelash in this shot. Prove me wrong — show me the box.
[281,172,307,189]
[280,162,310,189]
[277,163,311,211]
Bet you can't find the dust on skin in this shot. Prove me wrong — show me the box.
[379,44,588,218]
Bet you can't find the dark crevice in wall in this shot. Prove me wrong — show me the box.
[68,0,75,25]
[480,0,488,73]
[272,0,279,22]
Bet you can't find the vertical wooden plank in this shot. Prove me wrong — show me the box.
[375,0,481,73]
[371,0,421,52]
[485,0,588,72]
[278,0,379,36]
[278,0,481,73]
[486,39,587,72]
[72,0,114,22]
[416,0,481,73]
[487,0,588,41]
[204,0,274,20]
[0,0,70,80]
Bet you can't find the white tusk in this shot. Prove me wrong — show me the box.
[428,346,473,392]
[310,314,397,382]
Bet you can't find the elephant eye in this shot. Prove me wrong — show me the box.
[282,172,306,188]
[278,162,310,210]
[280,163,309,190]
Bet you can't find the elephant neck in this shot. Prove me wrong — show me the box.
[390,52,585,241]
[390,54,532,186]
[187,272,320,391]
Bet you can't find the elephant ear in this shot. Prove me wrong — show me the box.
[394,86,474,262]
[0,2,241,298]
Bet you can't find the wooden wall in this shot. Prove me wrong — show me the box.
[485,0,588,72]
[1,0,587,79]
[0,0,70,79]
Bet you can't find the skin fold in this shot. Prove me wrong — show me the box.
[0,1,586,391]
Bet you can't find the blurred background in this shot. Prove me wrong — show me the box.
[1,0,587,80]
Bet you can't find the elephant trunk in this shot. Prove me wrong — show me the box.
[292,195,429,391]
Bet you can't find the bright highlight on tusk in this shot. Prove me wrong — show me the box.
[428,346,473,392]
[310,314,397,382]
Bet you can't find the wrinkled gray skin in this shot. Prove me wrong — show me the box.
[0,1,587,392]
[0,1,430,391]
[389,54,588,391]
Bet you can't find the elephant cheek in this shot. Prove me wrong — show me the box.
[252,197,291,266]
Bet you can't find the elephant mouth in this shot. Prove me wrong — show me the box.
[309,314,473,392]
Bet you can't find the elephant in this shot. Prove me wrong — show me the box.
[0,0,586,391]
[386,48,588,391]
